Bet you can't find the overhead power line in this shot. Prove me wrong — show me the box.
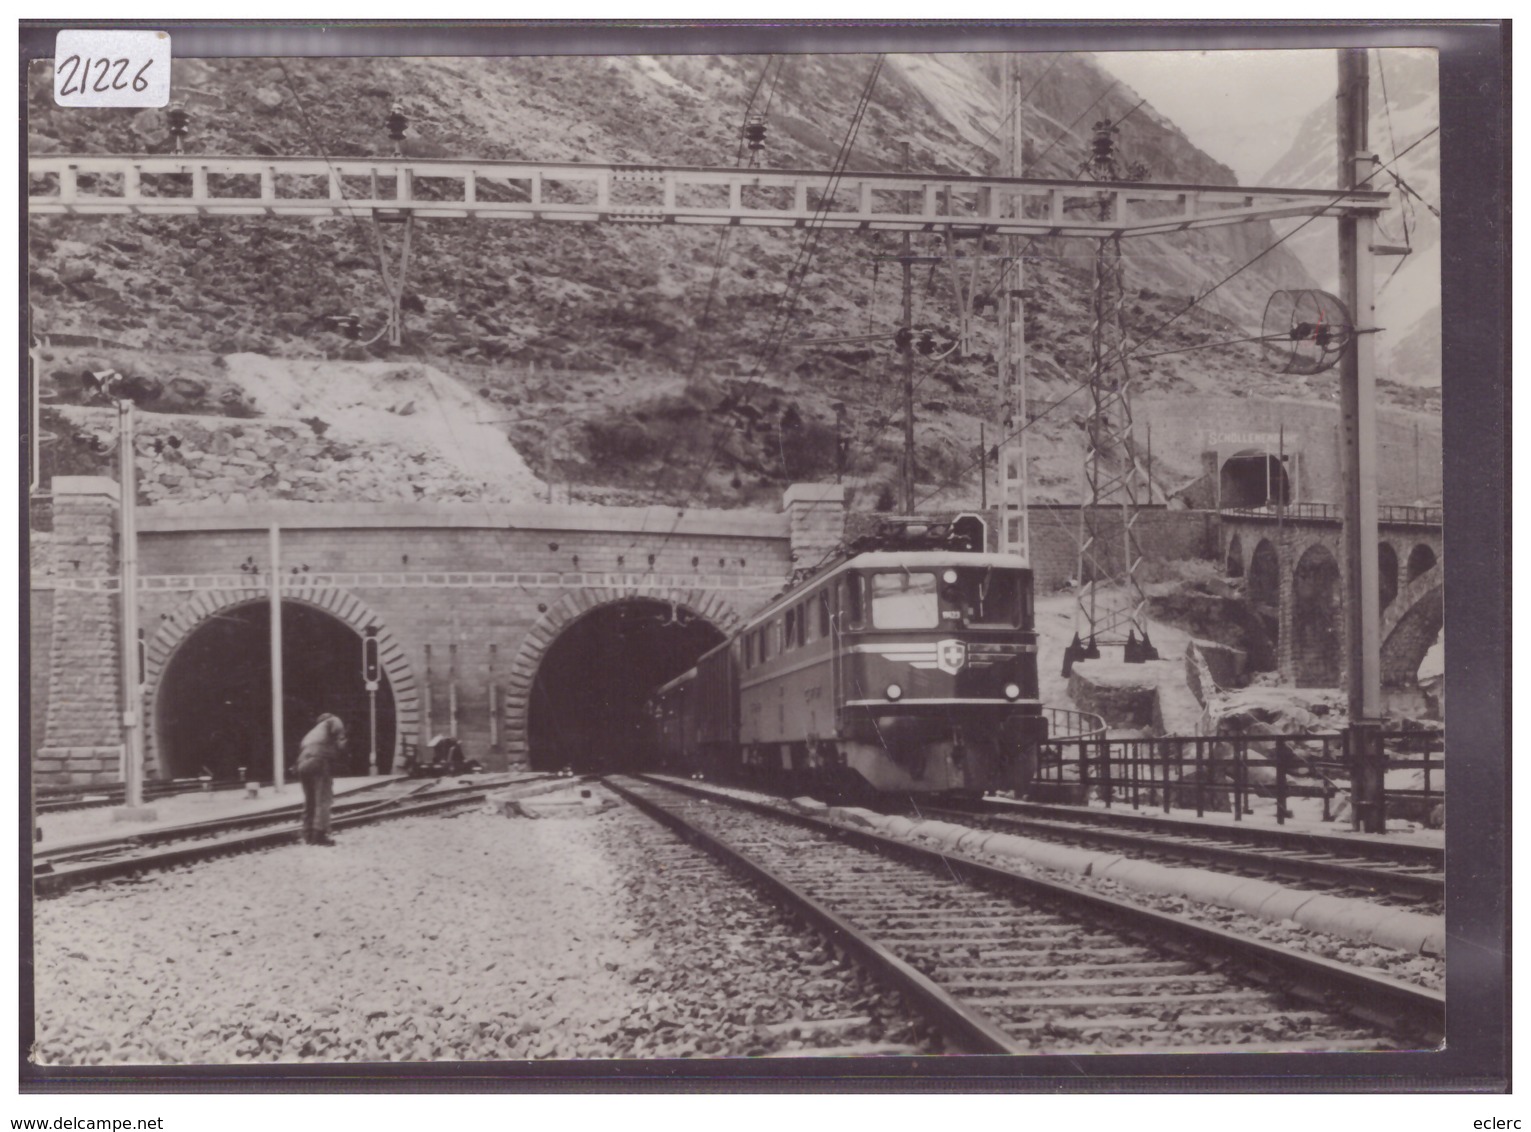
[911,125,1441,511]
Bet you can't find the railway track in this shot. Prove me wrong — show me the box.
[35,778,254,815]
[608,775,1443,1055]
[921,797,1444,907]
[32,774,553,895]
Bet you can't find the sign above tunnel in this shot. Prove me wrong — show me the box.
[1204,431,1305,457]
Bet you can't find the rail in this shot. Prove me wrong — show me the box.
[620,775,1443,1048]
[1032,727,1444,831]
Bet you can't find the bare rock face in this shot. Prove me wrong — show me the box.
[1185,638,1248,700]
[1148,590,1275,673]
[1200,688,1342,788]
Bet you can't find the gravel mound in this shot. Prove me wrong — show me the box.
[35,807,649,1064]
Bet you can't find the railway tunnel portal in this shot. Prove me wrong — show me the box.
[155,599,400,781]
[525,597,727,773]
[31,479,839,785]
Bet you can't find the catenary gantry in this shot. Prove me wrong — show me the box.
[27,155,1390,237]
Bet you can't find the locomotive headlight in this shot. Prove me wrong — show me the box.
[1004,683,1022,700]
[942,569,958,584]
[885,683,903,701]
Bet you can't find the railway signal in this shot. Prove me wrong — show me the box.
[362,625,380,775]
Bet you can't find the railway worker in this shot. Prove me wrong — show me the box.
[297,712,347,846]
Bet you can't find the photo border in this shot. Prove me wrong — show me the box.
[16,18,1509,1093]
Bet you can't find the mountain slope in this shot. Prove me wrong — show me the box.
[30,51,1367,509]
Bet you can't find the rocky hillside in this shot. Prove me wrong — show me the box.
[29,51,1428,511]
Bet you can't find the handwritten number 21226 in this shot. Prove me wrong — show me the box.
[57,55,154,95]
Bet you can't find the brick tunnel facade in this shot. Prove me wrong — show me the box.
[30,480,847,786]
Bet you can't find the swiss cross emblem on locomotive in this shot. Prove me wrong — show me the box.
[936,639,968,675]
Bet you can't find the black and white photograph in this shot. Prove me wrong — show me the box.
[18,21,1507,1092]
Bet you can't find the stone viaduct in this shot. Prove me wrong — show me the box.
[1219,506,1443,701]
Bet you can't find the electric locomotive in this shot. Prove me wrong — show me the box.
[650,515,1046,796]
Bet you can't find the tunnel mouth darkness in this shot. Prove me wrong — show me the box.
[527,598,724,773]
[156,602,396,782]
[1220,451,1292,508]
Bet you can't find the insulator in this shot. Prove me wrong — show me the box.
[387,104,408,141]
[744,115,767,152]
[1090,119,1117,158]
[893,326,913,352]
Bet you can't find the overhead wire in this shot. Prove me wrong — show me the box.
[909,124,1441,511]
[637,57,793,513]
[960,52,1062,173]
[811,80,1152,528]
[731,55,778,167]
[644,53,887,559]
[1024,80,1118,174]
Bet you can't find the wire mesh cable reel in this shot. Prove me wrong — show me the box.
[1261,289,1354,375]
[892,324,959,360]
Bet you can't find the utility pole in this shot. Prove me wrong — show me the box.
[115,396,150,819]
[979,421,987,511]
[268,522,286,793]
[997,53,1030,558]
[1337,48,1385,831]
[900,141,916,514]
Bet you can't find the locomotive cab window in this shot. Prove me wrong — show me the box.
[941,567,1025,627]
[818,591,831,638]
[844,573,865,627]
[870,572,940,629]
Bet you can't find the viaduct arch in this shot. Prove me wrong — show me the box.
[1219,512,1443,693]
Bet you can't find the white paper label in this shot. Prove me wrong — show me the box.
[54,30,171,107]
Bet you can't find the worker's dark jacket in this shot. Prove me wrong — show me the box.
[297,715,346,775]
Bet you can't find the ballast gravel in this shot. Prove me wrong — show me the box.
[32,795,935,1065]
[646,779,1446,993]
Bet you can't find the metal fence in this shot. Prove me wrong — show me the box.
[1220,502,1442,527]
[1043,705,1107,742]
[1032,726,1443,832]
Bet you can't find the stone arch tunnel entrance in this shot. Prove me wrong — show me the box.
[527,597,725,773]
[156,602,396,781]
[1219,450,1291,508]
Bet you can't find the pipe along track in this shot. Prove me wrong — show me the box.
[916,799,1444,907]
[32,775,557,895]
[607,776,1443,1056]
